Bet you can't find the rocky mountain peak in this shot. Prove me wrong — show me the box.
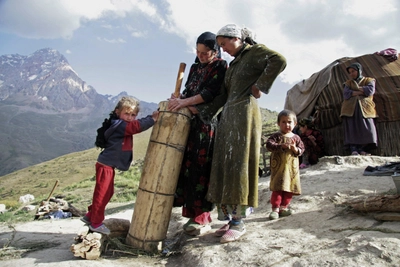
[0,48,98,111]
[0,48,158,177]
[27,47,69,65]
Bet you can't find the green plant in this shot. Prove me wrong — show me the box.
[2,200,20,211]
[112,190,137,202]
[64,177,93,191]
[0,208,36,223]
[35,182,49,188]
[0,212,14,223]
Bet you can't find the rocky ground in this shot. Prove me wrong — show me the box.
[1,156,400,267]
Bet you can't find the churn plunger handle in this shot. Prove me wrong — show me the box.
[174,62,186,98]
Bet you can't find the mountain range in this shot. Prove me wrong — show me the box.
[0,48,158,176]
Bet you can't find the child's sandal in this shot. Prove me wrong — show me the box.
[279,208,293,217]
[299,163,310,169]
[269,211,279,220]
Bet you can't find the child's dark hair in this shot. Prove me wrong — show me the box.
[277,109,297,123]
[298,116,315,129]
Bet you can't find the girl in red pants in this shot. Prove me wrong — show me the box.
[266,109,304,220]
[81,97,158,234]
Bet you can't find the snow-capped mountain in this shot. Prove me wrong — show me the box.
[0,48,158,176]
[0,48,102,111]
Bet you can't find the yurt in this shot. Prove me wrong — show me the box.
[285,49,400,156]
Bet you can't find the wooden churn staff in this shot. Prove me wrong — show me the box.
[125,62,191,252]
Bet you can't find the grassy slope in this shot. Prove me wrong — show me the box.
[0,108,278,219]
[0,105,100,176]
[0,130,151,209]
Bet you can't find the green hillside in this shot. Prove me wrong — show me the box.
[0,108,278,222]
[0,129,151,218]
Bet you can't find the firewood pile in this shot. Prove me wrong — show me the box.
[34,196,85,220]
[346,195,400,212]
[70,226,105,260]
[345,195,400,221]
[70,218,131,260]
[34,180,85,220]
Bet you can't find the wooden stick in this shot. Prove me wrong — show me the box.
[46,180,59,201]
[174,62,186,98]
[346,195,400,212]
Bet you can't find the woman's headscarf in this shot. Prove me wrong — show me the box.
[216,24,257,45]
[195,31,221,63]
[346,62,363,82]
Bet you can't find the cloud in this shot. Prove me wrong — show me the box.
[97,37,126,44]
[0,0,116,39]
[0,0,156,39]
[1,0,399,89]
[65,49,72,54]
[130,31,147,38]
[101,24,114,29]
[343,0,397,19]
[267,0,400,82]
[161,0,400,84]
[162,0,234,44]
[125,25,147,38]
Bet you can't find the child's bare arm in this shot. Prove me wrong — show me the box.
[292,138,305,156]
[288,139,299,154]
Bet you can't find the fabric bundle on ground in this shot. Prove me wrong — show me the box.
[363,161,400,176]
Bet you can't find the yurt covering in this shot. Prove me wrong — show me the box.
[285,50,400,156]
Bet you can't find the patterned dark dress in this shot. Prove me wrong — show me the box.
[173,57,227,224]
[300,129,324,165]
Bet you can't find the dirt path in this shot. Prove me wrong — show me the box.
[1,156,400,266]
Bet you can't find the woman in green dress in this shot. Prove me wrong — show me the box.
[197,24,287,243]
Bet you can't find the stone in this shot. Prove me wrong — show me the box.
[19,194,35,203]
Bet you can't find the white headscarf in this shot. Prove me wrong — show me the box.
[216,24,256,41]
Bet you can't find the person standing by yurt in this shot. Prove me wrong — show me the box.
[340,62,378,156]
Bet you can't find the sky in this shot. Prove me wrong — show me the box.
[0,0,399,111]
